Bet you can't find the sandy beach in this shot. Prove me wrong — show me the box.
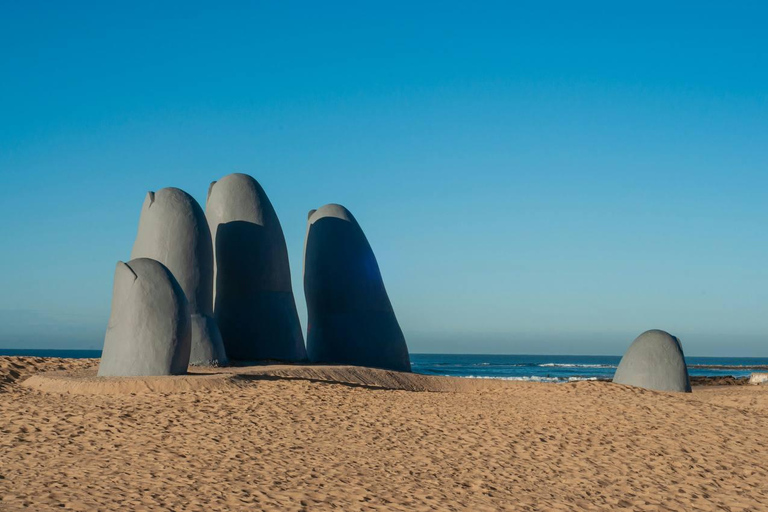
[1,357,767,511]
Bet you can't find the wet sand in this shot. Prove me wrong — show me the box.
[1,356,767,511]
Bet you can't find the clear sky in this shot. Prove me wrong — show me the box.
[1,1,766,356]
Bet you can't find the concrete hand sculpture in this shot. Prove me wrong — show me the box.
[613,329,692,392]
[303,204,411,372]
[130,188,227,366]
[206,173,306,362]
[98,258,191,377]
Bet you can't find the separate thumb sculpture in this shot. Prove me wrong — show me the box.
[206,173,306,362]
[130,188,227,366]
[98,258,191,377]
[613,329,692,393]
[303,204,411,372]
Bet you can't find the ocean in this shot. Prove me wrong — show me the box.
[2,349,767,382]
[410,354,768,382]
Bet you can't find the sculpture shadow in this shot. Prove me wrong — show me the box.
[214,221,305,362]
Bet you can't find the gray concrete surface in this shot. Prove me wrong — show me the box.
[130,188,227,366]
[206,173,306,362]
[303,204,411,372]
[613,329,692,393]
[98,258,191,377]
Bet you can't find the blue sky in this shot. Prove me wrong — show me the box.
[1,1,766,355]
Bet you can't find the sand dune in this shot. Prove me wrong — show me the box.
[0,357,97,390]
[21,363,510,395]
[1,357,767,511]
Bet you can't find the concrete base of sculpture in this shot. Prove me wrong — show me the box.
[24,364,505,395]
[613,329,691,393]
[98,258,191,377]
[304,204,411,372]
[189,314,228,366]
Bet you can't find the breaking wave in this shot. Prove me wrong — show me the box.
[539,363,616,369]
[461,375,604,383]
